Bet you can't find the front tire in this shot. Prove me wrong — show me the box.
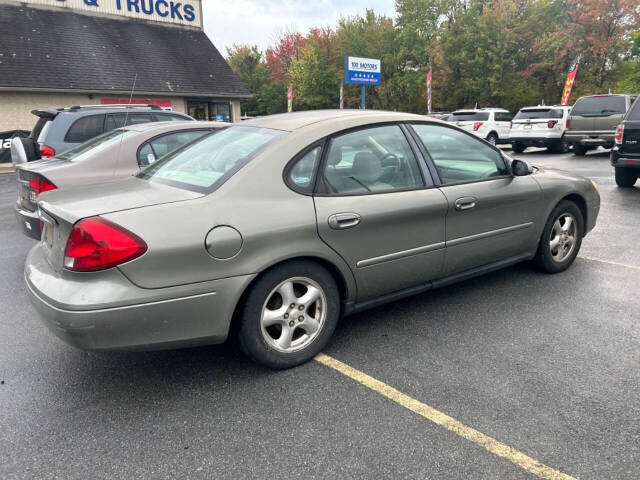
[615,167,637,188]
[238,260,340,369]
[535,200,583,273]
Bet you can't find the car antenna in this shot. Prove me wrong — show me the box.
[116,73,138,173]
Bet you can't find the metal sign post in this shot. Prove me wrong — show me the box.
[344,56,381,110]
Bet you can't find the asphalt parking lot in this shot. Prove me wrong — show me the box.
[1,148,639,480]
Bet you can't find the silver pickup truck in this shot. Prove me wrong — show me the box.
[565,94,638,156]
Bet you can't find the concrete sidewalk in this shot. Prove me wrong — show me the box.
[0,163,14,174]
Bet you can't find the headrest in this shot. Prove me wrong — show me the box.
[352,152,383,184]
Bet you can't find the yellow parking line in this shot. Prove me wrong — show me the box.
[580,255,640,271]
[315,353,576,480]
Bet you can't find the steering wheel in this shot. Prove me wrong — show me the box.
[379,152,400,182]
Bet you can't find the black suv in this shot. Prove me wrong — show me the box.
[11,104,193,164]
[611,96,640,187]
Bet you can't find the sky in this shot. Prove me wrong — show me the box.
[202,0,396,55]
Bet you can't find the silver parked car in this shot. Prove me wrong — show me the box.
[15,121,225,239]
[25,110,601,369]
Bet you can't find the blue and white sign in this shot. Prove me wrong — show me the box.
[345,56,381,85]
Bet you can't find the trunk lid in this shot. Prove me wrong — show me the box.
[38,176,202,225]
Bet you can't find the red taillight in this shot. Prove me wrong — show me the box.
[473,122,484,131]
[29,177,56,196]
[566,119,570,129]
[40,145,55,158]
[547,120,558,128]
[63,217,147,272]
[509,121,513,129]
[615,124,624,145]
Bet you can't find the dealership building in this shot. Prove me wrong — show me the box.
[0,0,251,133]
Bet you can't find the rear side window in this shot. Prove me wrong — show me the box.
[64,115,105,143]
[106,113,153,131]
[287,145,322,193]
[626,97,640,121]
[155,113,191,122]
[450,112,490,121]
[137,130,211,167]
[571,96,626,116]
[514,109,564,120]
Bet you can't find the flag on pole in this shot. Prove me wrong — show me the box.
[561,55,580,105]
[287,84,293,113]
[426,67,433,114]
[340,80,344,109]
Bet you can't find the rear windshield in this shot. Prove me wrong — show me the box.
[571,96,626,116]
[449,112,490,121]
[139,126,286,193]
[56,129,135,162]
[626,97,640,121]
[30,117,51,140]
[514,108,564,120]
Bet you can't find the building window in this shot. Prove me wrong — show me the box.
[187,100,232,122]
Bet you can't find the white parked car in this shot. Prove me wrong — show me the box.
[447,108,512,146]
[509,105,572,153]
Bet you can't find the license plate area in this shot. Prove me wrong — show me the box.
[524,124,532,129]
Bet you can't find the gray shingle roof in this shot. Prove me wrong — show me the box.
[0,4,250,97]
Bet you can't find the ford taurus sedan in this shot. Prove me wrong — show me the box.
[25,110,600,369]
[15,121,225,239]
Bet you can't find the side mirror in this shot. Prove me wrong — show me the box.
[511,158,532,176]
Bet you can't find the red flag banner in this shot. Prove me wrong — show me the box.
[561,56,580,105]
[426,67,433,114]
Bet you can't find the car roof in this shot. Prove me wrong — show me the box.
[520,105,571,110]
[240,109,429,132]
[123,120,225,133]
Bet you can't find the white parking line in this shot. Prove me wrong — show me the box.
[579,256,640,271]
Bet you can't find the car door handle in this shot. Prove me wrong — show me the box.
[454,197,477,211]
[328,213,361,230]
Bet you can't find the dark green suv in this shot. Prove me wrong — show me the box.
[611,96,640,187]
[565,94,637,156]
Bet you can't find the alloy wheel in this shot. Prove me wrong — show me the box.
[549,213,577,263]
[260,277,327,353]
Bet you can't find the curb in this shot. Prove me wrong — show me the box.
[0,164,15,174]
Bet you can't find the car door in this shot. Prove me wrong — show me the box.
[312,124,448,301]
[410,122,544,276]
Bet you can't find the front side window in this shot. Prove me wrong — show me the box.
[64,115,105,143]
[322,125,423,195]
[137,130,211,167]
[57,129,136,162]
[139,126,286,193]
[411,123,509,185]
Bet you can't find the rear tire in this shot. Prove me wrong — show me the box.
[512,142,526,153]
[486,133,498,146]
[535,200,583,274]
[573,145,587,156]
[615,167,637,188]
[550,139,569,154]
[237,260,340,369]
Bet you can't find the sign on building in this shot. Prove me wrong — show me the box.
[14,0,203,28]
[344,56,381,85]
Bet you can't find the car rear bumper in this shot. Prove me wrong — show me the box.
[509,136,563,147]
[14,201,41,240]
[564,132,615,146]
[25,242,255,351]
[611,149,640,169]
